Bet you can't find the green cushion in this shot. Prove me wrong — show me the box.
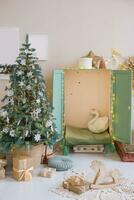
[65,126,111,145]
[48,156,73,171]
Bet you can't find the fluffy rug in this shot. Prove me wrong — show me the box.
[50,169,134,200]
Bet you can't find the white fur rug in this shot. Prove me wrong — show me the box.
[50,177,134,200]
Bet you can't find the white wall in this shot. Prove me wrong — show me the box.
[0,0,134,96]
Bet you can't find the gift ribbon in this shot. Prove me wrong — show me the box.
[13,166,33,181]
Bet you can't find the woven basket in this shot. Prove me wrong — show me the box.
[12,143,44,169]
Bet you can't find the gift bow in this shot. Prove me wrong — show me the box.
[13,166,33,181]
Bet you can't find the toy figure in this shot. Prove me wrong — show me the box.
[88,109,109,133]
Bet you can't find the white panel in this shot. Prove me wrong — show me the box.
[29,34,48,60]
[0,27,19,64]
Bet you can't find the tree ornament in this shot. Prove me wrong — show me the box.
[6,117,9,123]
[36,99,40,104]
[7,90,14,97]
[9,98,14,105]
[34,79,38,83]
[22,99,26,104]
[9,130,15,137]
[34,134,41,142]
[25,130,29,137]
[0,110,8,118]
[46,120,53,128]
[19,81,25,87]
[27,72,33,77]
[20,59,25,65]
[36,108,41,114]
[17,70,23,76]
[3,127,9,133]
[26,85,31,90]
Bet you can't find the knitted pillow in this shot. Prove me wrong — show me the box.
[48,156,73,171]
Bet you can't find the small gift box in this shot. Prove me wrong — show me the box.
[0,159,7,180]
[0,168,5,180]
[40,167,56,178]
[13,156,33,181]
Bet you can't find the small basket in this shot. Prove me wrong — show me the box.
[12,143,44,168]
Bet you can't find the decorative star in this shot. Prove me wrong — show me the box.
[38,91,44,97]
[19,81,25,87]
[34,133,41,142]
[26,85,31,90]
[7,90,14,97]
[10,130,15,137]
[17,70,23,76]
[9,98,14,105]
[36,108,41,114]
[27,72,33,77]
[36,99,40,104]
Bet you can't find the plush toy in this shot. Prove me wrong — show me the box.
[90,160,121,189]
[88,109,109,133]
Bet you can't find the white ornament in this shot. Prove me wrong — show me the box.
[22,98,26,104]
[7,90,14,97]
[32,65,35,70]
[34,134,41,142]
[19,81,25,87]
[27,72,33,77]
[31,110,38,119]
[17,70,23,76]
[9,98,14,105]
[25,49,29,54]
[3,127,9,133]
[17,120,21,125]
[6,117,9,123]
[36,108,41,114]
[25,130,29,137]
[26,85,32,90]
[10,130,15,137]
[34,79,38,83]
[21,59,25,65]
[46,120,53,128]
[38,91,43,97]
[0,109,8,118]
[51,126,54,132]
[36,99,40,104]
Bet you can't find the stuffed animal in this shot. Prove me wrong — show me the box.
[90,160,121,189]
[88,109,109,133]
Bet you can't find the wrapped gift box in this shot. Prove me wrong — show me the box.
[13,156,33,181]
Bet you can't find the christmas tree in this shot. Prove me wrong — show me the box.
[0,35,58,152]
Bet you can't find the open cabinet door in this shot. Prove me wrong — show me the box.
[53,70,64,137]
[111,70,132,143]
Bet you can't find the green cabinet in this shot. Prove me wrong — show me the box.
[53,69,132,145]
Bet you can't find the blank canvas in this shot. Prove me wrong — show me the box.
[29,34,48,60]
[0,27,19,64]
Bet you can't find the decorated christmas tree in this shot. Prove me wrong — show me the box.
[0,35,58,152]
